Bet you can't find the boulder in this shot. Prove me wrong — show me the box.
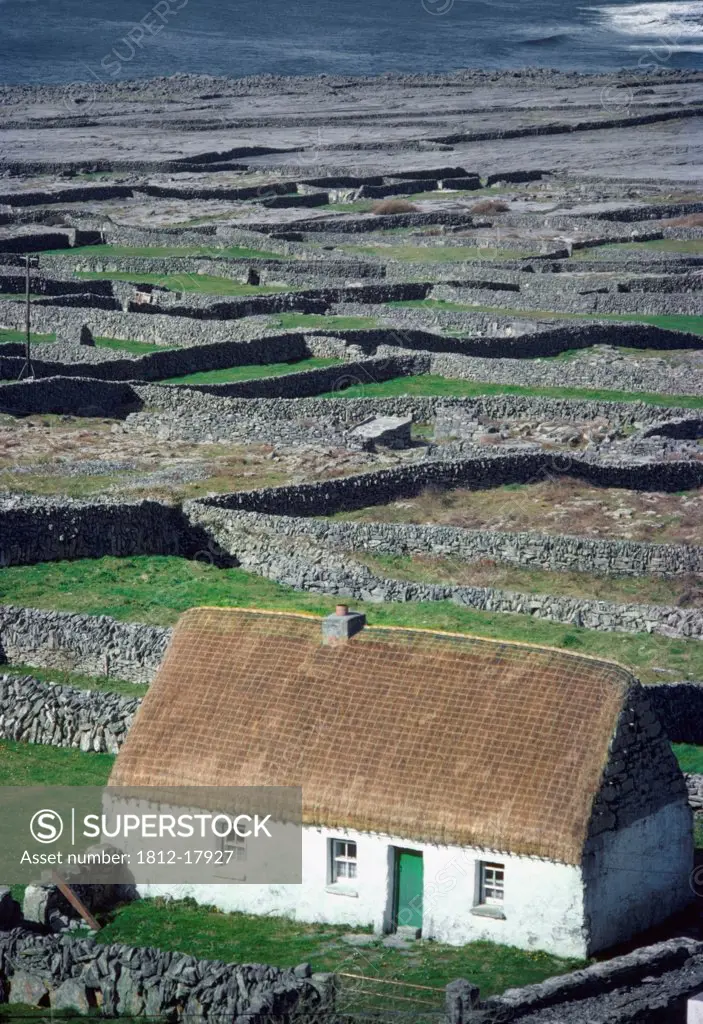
[10,970,49,1007]
[50,978,92,1015]
[350,415,413,449]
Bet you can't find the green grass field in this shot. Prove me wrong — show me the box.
[0,662,147,698]
[0,327,55,344]
[389,300,703,338]
[673,744,703,773]
[273,312,379,331]
[74,271,292,297]
[322,374,703,409]
[573,239,703,258]
[0,556,700,683]
[96,897,585,1005]
[43,244,284,260]
[162,356,341,385]
[0,739,113,785]
[93,336,171,355]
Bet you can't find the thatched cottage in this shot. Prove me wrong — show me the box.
[110,605,692,958]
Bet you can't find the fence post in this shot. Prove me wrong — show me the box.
[445,978,480,1023]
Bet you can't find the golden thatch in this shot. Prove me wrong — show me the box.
[110,607,635,864]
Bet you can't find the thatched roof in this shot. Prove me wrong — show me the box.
[110,607,635,864]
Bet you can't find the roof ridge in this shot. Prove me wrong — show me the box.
[183,605,636,679]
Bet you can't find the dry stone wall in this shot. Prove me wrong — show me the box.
[0,673,140,753]
[203,511,703,577]
[0,606,170,683]
[186,505,703,642]
[199,450,703,517]
[435,282,703,316]
[1,334,309,384]
[0,928,335,1023]
[0,496,190,566]
[473,938,703,1023]
[0,377,140,416]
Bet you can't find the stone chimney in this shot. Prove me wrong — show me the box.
[322,604,366,644]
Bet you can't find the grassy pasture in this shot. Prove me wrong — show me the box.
[0,556,701,683]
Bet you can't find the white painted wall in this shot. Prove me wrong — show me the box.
[139,824,589,958]
[582,802,693,954]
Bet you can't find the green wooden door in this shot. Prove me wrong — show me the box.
[394,849,423,931]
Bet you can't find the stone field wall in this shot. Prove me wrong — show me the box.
[0,334,310,384]
[199,450,703,517]
[0,497,190,565]
[0,605,170,683]
[0,673,140,753]
[0,927,335,1023]
[186,505,703,642]
[205,510,703,577]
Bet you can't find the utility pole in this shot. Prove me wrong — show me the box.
[18,253,38,380]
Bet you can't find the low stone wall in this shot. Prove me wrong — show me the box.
[0,673,140,752]
[0,377,140,416]
[435,282,703,317]
[0,606,170,683]
[0,928,335,1022]
[200,450,703,517]
[121,385,698,447]
[473,937,703,1023]
[0,496,190,566]
[0,304,274,348]
[0,334,309,384]
[186,505,703,642]
[180,353,424,399]
[205,511,703,577]
[41,253,384,283]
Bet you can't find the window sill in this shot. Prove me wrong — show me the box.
[471,904,505,920]
[326,885,359,898]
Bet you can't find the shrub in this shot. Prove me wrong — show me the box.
[470,199,510,214]
[371,199,419,215]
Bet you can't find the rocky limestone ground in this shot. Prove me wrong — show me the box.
[0,66,701,1022]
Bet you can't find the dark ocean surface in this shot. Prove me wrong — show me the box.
[0,0,701,85]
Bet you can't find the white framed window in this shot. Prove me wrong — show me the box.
[220,826,247,863]
[330,839,357,883]
[479,862,504,905]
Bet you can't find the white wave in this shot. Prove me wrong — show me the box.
[627,40,703,47]
[590,1,703,40]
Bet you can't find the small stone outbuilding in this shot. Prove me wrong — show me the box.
[111,607,693,958]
